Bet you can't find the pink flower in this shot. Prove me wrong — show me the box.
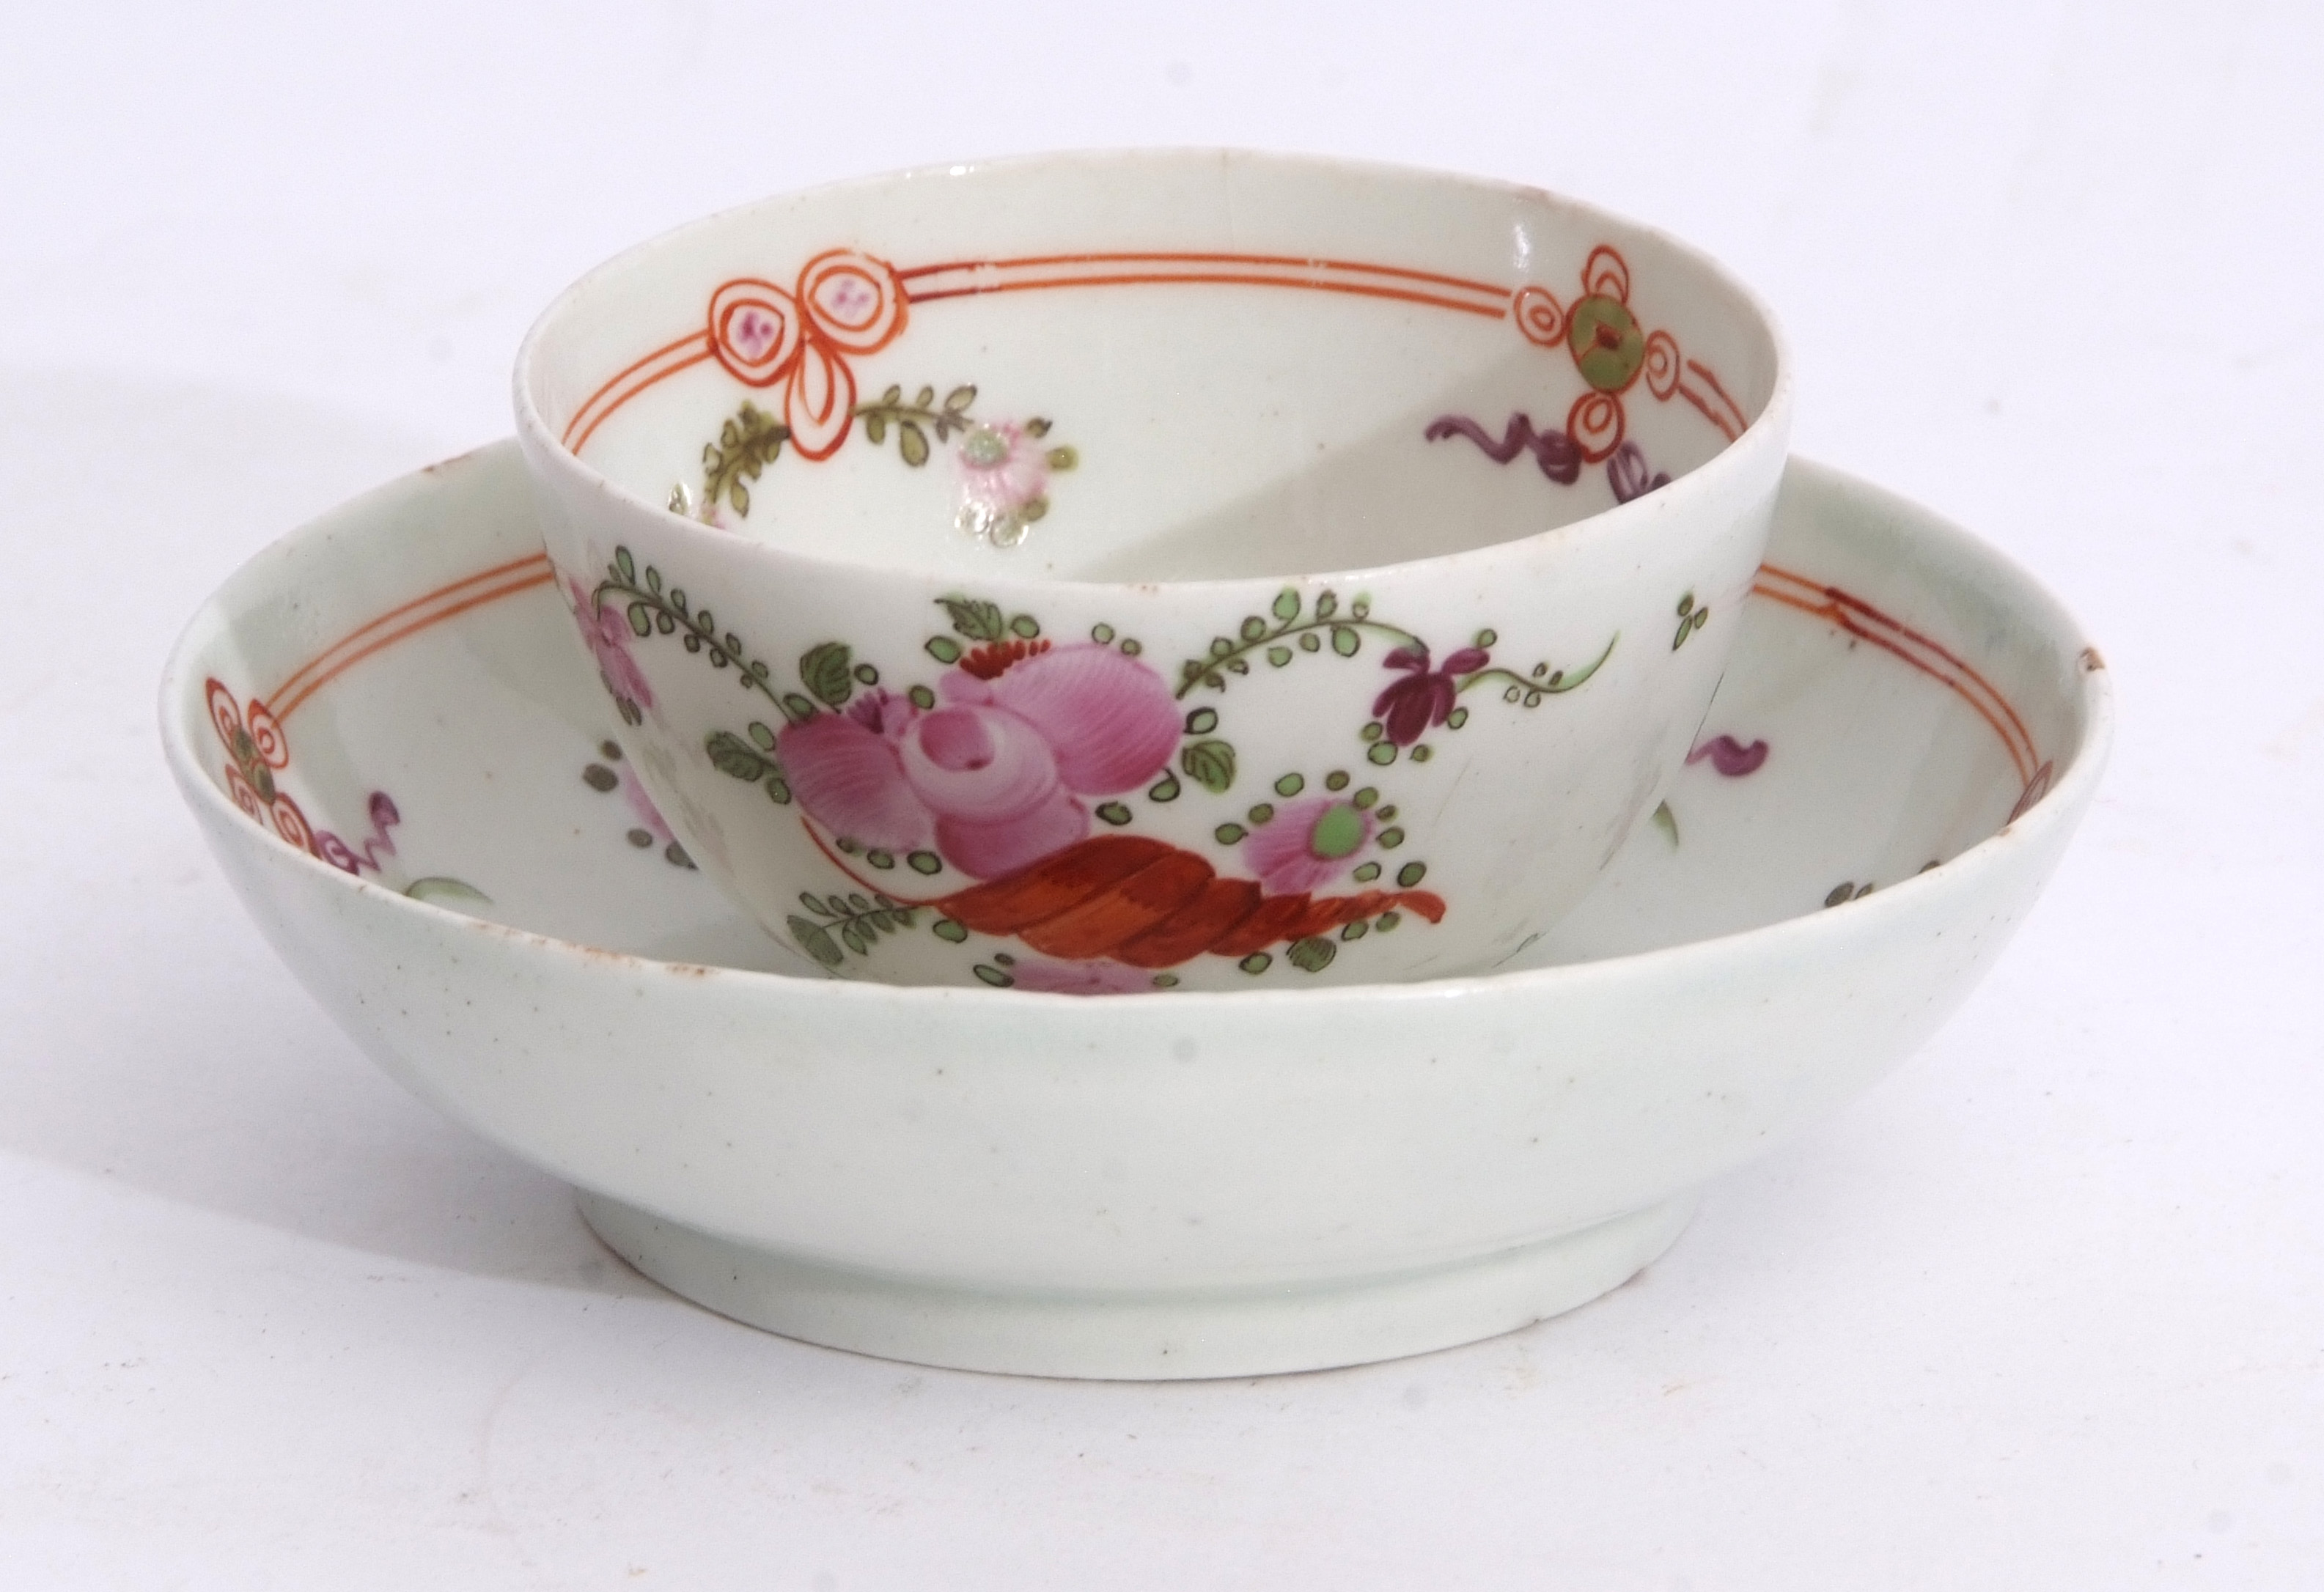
[1008,957,1157,996]
[1240,796,1375,896]
[1372,643,1487,746]
[955,423,1056,545]
[568,578,654,713]
[779,642,1180,880]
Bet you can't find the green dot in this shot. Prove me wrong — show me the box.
[1309,803,1367,859]
[1148,774,1181,802]
[1152,973,1180,987]
[1396,861,1427,888]
[1247,803,1274,825]
[1376,805,1397,821]
[1275,773,1305,797]
[1378,827,1405,849]
[1360,721,1383,742]
[1447,707,1468,729]
[1353,861,1381,882]
[1353,786,1378,808]
[908,684,936,709]
[1475,628,1497,647]
[1215,822,1247,844]
[1377,911,1402,932]
[853,663,879,685]
[1239,952,1272,975]
[1410,744,1433,762]
[973,964,1012,987]
[1010,614,1040,638]
[933,918,968,942]
[1341,918,1369,940]
[908,850,943,875]
[1504,685,1522,703]
[836,836,861,854]
[1367,742,1397,764]
[1096,801,1133,825]
[1185,707,1218,734]
[1325,770,1350,791]
[993,951,1015,966]
[1091,622,1115,643]
[583,763,617,792]
[926,637,961,663]
[1567,294,1645,391]
[1120,638,1141,655]
[867,850,895,869]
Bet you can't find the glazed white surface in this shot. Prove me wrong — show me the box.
[7,1,2323,1584]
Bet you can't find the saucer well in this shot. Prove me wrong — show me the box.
[161,443,2108,1379]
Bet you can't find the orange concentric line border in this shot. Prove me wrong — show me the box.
[263,552,557,723]
[1750,561,2038,783]
[554,251,1518,453]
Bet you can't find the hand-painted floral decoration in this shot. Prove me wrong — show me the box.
[586,548,1630,987]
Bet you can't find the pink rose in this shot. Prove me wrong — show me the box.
[779,642,1180,880]
[568,577,654,712]
[1240,795,1376,896]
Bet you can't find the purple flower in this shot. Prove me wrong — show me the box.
[567,577,654,713]
[1372,644,1488,746]
[1241,796,1376,896]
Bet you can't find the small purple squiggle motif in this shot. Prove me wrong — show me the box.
[315,791,402,874]
[1607,441,1672,504]
[1687,735,1768,776]
[1425,413,1581,484]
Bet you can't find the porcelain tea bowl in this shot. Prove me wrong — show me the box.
[512,150,1792,993]
[161,443,2107,1379]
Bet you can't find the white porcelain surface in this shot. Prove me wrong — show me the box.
[512,151,1792,991]
[161,443,2106,1379]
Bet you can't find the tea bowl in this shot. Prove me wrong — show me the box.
[513,149,1792,992]
[161,442,2108,1378]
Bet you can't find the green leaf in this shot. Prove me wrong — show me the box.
[933,918,968,942]
[841,923,868,956]
[747,721,777,751]
[915,386,935,408]
[1095,801,1132,825]
[1272,589,1301,622]
[1266,646,1292,668]
[944,384,977,412]
[1185,707,1218,734]
[1009,613,1040,639]
[926,637,961,664]
[779,692,818,724]
[864,413,886,444]
[1180,740,1236,794]
[1240,616,1267,641]
[614,548,636,583]
[898,421,930,466]
[789,915,845,968]
[1287,935,1337,973]
[705,730,770,783]
[1331,625,1359,657]
[626,602,652,638]
[937,596,1007,641]
[798,641,854,707]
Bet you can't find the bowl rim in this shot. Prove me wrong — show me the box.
[510,145,1796,598]
[158,443,2113,1017]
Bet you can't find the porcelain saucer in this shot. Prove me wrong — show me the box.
[161,443,2108,1379]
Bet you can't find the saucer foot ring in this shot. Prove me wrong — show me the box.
[575,1190,1696,1379]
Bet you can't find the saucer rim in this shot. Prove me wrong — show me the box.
[158,446,2112,1014]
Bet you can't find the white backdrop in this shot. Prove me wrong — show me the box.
[3,1,2319,1585]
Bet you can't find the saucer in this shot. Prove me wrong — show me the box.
[161,443,2108,1379]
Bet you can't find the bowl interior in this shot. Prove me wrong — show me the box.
[519,151,1783,582]
[166,446,2094,976]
